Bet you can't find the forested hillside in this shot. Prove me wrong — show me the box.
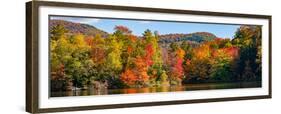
[50,20,262,92]
[50,20,108,37]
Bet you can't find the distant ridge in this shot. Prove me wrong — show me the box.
[50,19,217,43]
[50,20,108,37]
[158,32,217,43]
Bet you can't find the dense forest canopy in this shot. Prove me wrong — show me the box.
[50,20,262,91]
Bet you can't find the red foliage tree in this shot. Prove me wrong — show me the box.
[144,43,154,66]
[212,46,239,60]
[114,25,132,34]
[172,58,184,79]
[169,48,185,84]
[223,46,239,58]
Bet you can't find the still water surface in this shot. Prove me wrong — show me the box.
[51,81,261,97]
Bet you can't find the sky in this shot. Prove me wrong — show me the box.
[50,16,241,39]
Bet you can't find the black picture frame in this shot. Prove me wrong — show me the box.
[26,1,272,113]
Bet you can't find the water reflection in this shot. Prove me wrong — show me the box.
[51,81,261,97]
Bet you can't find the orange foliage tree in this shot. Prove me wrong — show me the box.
[120,69,137,86]
[144,43,154,66]
[120,56,149,87]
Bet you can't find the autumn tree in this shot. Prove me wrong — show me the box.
[120,69,137,86]
[50,24,93,89]
[105,35,122,73]
[114,25,132,35]
[103,35,124,88]
[184,42,211,82]
[167,42,185,85]
[63,34,92,88]
[50,24,68,41]
[50,24,72,91]
[143,29,164,86]
[210,48,233,81]
[120,56,150,87]
[133,56,150,87]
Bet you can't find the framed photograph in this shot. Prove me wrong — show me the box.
[26,1,272,113]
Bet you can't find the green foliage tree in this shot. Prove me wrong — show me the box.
[50,24,68,41]
[232,25,262,81]
[159,71,169,86]
[210,49,232,81]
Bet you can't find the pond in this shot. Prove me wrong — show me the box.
[51,81,261,97]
